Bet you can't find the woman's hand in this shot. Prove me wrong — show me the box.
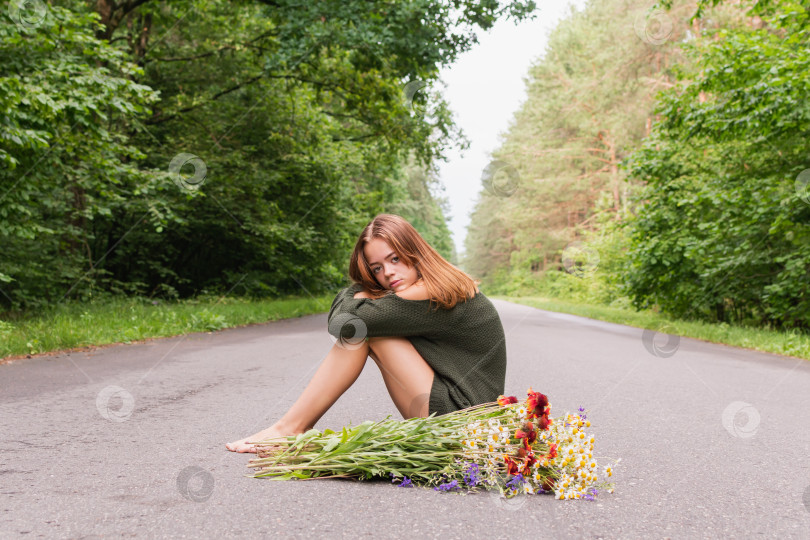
[352,281,429,301]
[393,280,431,301]
[353,288,375,299]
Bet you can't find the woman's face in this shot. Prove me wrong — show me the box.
[364,238,420,291]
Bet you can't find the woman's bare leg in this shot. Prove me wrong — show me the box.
[225,339,370,453]
[367,336,434,419]
[225,336,435,452]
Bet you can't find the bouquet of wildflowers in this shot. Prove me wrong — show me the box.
[246,388,619,501]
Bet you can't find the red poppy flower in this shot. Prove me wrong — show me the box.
[538,415,550,431]
[498,395,518,406]
[546,443,558,459]
[541,476,556,491]
[503,455,519,476]
[526,387,549,419]
[516,424,538,446]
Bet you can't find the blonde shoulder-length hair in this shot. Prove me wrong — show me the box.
[348,213,481,310]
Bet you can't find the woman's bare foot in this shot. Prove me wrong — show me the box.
[225,422,303,453]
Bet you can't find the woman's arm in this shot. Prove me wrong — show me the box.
[353,281,430,301]
[352,289,374,299]
[329,283,438,340]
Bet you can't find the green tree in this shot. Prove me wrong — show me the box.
[0,3,165,309]
[624,0,810,328]
[1,0,535,309]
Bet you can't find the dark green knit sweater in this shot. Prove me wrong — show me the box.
[327,282,507,417]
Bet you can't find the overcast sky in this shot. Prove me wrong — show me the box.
[436,0,587,257]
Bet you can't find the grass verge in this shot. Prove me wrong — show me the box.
[5,292,807,365]
[495,295,810,361]
[0,295,333,362]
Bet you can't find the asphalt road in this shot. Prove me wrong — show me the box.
[2,299,810,539]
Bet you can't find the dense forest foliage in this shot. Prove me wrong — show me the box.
[1,0,535,311]
[4,0,808,333]
[465,0,810,330]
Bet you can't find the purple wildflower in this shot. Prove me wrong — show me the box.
[390,473,413,487]
[578,406,587,420]
[505,473,526,490]
[434,479,462,492]
[463,462,480,487]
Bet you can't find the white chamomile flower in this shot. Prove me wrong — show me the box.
[517,406,528,418]
[523,483,535,495]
